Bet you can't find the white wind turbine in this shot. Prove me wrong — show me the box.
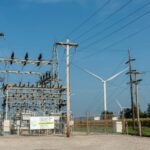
[116,99,125,112]
[115,99,128,115]
[83,67,128,113]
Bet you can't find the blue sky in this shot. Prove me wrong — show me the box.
[0,0,150,116]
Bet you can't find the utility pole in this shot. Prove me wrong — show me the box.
[125,49,136,129]
[132,70,143,136]
[103,81,107,116]
[55,39,79,137]
[103,80,107,121]
[86,112,89,135]
[5,87,8,120]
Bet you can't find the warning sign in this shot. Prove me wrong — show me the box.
[30,116,54,130]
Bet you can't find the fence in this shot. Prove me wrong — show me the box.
[1,113,149,137]
[126,118,150,137]
[73,113,118,135]
[73,114,150,137]
[73,119,114,134]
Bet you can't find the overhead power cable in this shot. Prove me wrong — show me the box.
[67,0,111,37]
[80,9,150,50]
[107,85,129,109]
[73,0,132,41]
[80,1,150,44]
[78,23,150,62]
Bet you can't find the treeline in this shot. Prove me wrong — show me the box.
[100,103,150,119]
[122,103,150,118]
[127,118,150,127]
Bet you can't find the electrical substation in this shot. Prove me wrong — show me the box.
[0,42,71,136]
[0,0,150,149]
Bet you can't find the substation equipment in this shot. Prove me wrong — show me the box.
[0,46,69,136]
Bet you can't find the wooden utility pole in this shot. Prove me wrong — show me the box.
[132,70,143,136]
[86,112,89,135]
[125,49,136,129]
[5,86,9,120]
[55,39,79,137]
[121,108,125,133]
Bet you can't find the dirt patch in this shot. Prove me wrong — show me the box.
[0,134,149,150]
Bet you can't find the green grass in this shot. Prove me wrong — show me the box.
[128,127,150,137]
[73,125,150,137]
[143,127,150,136]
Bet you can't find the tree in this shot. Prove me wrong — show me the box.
[123,108,132,118]
[101,111,114,119]
[147,103,150,117]
[139,111,147,118]
[123,105,148,118]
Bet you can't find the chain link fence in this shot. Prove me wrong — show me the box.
[72,113,119,135]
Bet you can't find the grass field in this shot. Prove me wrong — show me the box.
[73,126,150,137]
[73,118,150,137]
[128,127,150,137]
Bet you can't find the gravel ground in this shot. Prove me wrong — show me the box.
[0,134,149,150]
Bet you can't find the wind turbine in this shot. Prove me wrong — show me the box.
[115,99,128,116]
[83,67,128,113]
[115,99,128,132]
[115,99,128,111]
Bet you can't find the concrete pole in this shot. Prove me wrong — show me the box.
[55,40,78,137]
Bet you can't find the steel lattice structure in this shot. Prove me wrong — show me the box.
[0,47,67,122]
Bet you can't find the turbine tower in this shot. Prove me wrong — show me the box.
[84,68,128,113]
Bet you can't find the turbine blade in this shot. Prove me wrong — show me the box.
[115,99,122,110]
[83,69,104,81]
[106,67,128,81]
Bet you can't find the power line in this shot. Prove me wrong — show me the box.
[80,9,150,50]
[67,0,112,37]
[79,1,150,44]
[107,86,129,110]
[73,0,132,41]
[107,76,129,107]
[77,23,150,62]
[106,79,128,100]
[85,93,103,113]
[109,55,127,77]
